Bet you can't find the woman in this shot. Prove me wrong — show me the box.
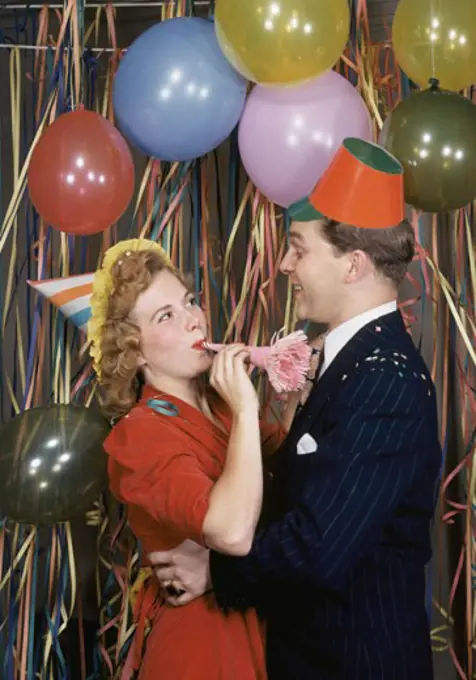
[88,239,284,679]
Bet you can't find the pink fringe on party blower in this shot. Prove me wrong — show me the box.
[196,331,312,393]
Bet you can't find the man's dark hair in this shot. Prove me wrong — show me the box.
[320,218,415,287]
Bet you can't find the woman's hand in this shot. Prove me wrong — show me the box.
[205,345,262,554]
[210,344,259,417]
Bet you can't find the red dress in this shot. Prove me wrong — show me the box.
[105,384,283,680]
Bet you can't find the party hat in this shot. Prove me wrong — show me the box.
[28,274,93,332]
[288,138,404,229]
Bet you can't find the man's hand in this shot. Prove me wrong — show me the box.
[148,539,212,607]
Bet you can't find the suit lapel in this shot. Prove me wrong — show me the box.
[289,311,407,437]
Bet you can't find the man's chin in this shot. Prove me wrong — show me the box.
[295,301,308,321]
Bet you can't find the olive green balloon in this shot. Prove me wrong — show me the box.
[381,87,476,213]
[0,405,110,525]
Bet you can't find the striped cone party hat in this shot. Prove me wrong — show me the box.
[28,273,94,332]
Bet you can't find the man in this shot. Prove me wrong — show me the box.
[149,138,442,679]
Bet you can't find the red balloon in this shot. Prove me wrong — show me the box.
[28,110,135,235]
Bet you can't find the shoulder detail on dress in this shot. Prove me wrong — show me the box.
[112,402,157,428]
[104,401,181,466]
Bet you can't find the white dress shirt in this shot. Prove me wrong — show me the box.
[319,301,398,377]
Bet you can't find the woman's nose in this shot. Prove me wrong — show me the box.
[184,311,199,331]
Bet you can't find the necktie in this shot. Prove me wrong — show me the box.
[298,335,326,409]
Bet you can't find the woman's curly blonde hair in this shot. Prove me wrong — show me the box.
[88,239,183,421]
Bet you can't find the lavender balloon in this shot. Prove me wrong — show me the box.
[238,71,374,207]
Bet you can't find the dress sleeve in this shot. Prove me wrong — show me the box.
[106,415,213,545]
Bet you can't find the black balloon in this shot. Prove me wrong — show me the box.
[0,405,110,525]
[381,86,476,213]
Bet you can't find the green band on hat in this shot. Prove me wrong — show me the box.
[287,196,326,222]
[343,138,403,175]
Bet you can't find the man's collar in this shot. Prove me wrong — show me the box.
[321,301,398,376]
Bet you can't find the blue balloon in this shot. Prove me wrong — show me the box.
[113,17,247,162]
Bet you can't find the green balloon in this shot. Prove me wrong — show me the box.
[381,87,476,213]
[0,405,110,525]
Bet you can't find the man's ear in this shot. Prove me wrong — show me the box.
[343,249,373,284]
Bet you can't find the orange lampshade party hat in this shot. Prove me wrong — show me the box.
[288,138,404,229]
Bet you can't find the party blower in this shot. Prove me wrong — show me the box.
[193,331,312,393]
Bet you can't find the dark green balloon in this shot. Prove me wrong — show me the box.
[0,405,110,525]
[381,87,476,213]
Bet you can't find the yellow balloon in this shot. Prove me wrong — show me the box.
[214,0,350,86]
[393,0,476,92]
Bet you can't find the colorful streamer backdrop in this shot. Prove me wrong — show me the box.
[0,0,474,678]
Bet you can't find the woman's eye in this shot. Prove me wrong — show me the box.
[157,311,172,323]
[186,294,201,307]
